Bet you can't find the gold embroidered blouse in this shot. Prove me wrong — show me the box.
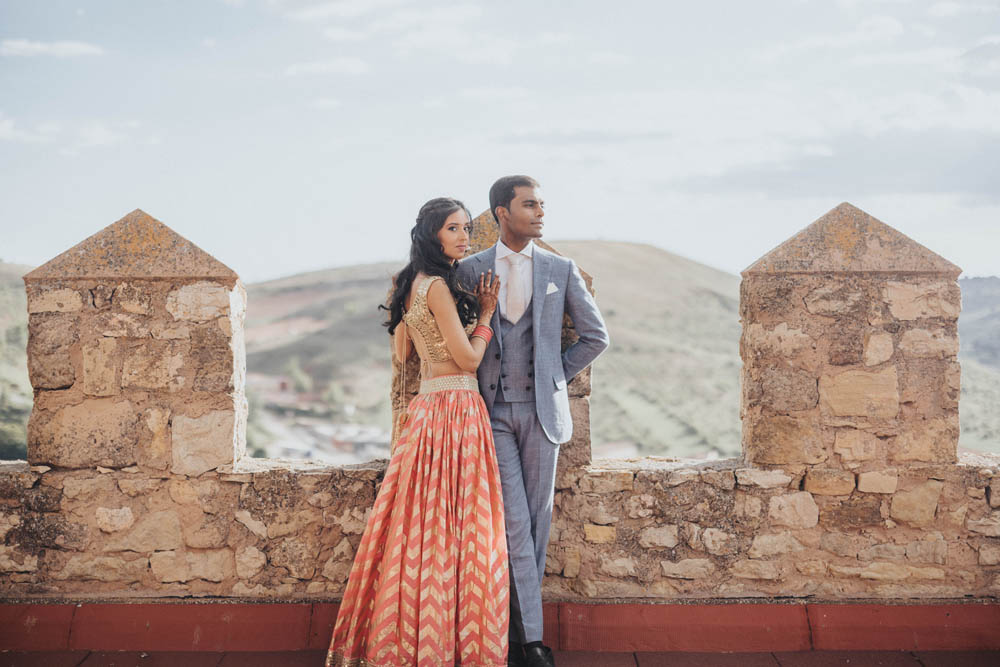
[402,276,475,373]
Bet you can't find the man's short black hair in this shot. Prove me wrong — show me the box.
[489,175,540,223]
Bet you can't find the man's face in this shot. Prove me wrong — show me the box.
[498,186,545,240]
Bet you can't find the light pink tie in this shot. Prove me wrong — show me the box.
[505,253,527,324]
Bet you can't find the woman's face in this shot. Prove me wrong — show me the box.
[437,209,472,261]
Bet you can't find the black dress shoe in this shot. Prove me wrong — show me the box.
[507,642,526,666]
[524,644,555,667]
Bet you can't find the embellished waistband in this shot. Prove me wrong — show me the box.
[419,374,480,394]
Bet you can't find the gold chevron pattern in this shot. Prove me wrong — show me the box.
[328,385,509,667]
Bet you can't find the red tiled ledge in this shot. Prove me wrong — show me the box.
[2,601,999,653]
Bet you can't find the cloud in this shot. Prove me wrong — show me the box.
[0,113,59,143]
[672,128,1000,202]
[761,16,904,60]
[0,39,103,57]
[589,52,633,65]
[322,27,369,41]
[285,0,411,20]
[928,2,999,18]
[284,57,370,75]
[313,97,342,109]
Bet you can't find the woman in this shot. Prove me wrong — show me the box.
[328,197,508,667]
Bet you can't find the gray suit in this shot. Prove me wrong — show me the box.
[458,243,609,644]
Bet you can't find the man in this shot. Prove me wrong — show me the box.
[458,176,609,667]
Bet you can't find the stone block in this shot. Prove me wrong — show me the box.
[743,322,814,357]
[859,543,906,561]
[748,532,805,558]
[820,495,882,528]
[115,282,152,314]
[55,555,146,582]
[804,469,855,496]
[819,367,899,418]
[166,282,231,322]
[150,550,189,582]
[27,313,77,389]
[991,479,1000,509]
[82,338,118,396]
[758,367,819,412]
[979,543,1000,565]
[804,284,864,316]
[104,510,184,552]
[730,560,782,580]
[905,540,946,564]
[190,325,234,392]
[28,399,140,468]
[62,475,117,500]
[891,417,958,463]
[584,524,615,543]
[96,507,135,533]
[746,414,828,465]
[834,429,879,462]
[858,469,898,494]
[700,469,736,490]
[322,557,351,584]
[883,281,960,321]
[27,288,83,313]
[234,510,267,539]
[96,312,151,338]
[890,480,943,527]
[270,537,318,579]
[171,410,236,477]
[702,528,738,555]
[121,341,184,391]
[562,548,581,578]
[184,515,230,549]
[626,494,656,518]
[0,546,38,573]
[768,491,819,528]
[579,469,633,494]
[899,328,958,358]
[187,548,234,582]
[660,558,715,579]
[600,556,637,578]
[968,514,1000,537]
[638,525,678,549]
[864,332,894,366]
[735,468,792,489]
[860,562,910,581]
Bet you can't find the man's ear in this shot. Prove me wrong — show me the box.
[494,206,508,224]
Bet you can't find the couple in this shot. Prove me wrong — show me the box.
[327,175,609,667]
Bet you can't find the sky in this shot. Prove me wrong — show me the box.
[1,0,998,283]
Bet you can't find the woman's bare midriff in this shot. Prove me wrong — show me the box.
[421,359,475,380]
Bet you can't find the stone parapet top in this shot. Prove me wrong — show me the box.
[24,209,238,283]
[742,203,961,277]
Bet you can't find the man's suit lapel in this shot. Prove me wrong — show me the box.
[531,248,552,337]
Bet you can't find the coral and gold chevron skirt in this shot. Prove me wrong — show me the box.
[327,376,509,667]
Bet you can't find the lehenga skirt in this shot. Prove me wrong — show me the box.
[327,375,509,667]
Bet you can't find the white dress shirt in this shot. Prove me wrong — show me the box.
[495,240,534,322]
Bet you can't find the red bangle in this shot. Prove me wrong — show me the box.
[472,325,493,344]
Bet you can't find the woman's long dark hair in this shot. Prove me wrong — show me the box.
[382,197,479,335]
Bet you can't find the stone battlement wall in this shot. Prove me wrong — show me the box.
[1,205,998,603]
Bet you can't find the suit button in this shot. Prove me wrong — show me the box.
[529,359,533,365]
[526,386,532,391]
[528,372,533,378]
[490,384,496,390]
[503,386,509,391]
[501,374,507,378]
[495,353,501,360]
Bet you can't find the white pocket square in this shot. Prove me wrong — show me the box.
[546,282,559,295]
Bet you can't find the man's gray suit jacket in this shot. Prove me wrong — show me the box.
[458,244,609,444]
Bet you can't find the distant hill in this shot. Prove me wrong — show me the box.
[959,277,1000,370]
[0,261,31,459]
[243,242,1000,459]
[0,252,997,461]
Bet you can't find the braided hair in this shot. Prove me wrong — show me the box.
[382,197,479,335]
